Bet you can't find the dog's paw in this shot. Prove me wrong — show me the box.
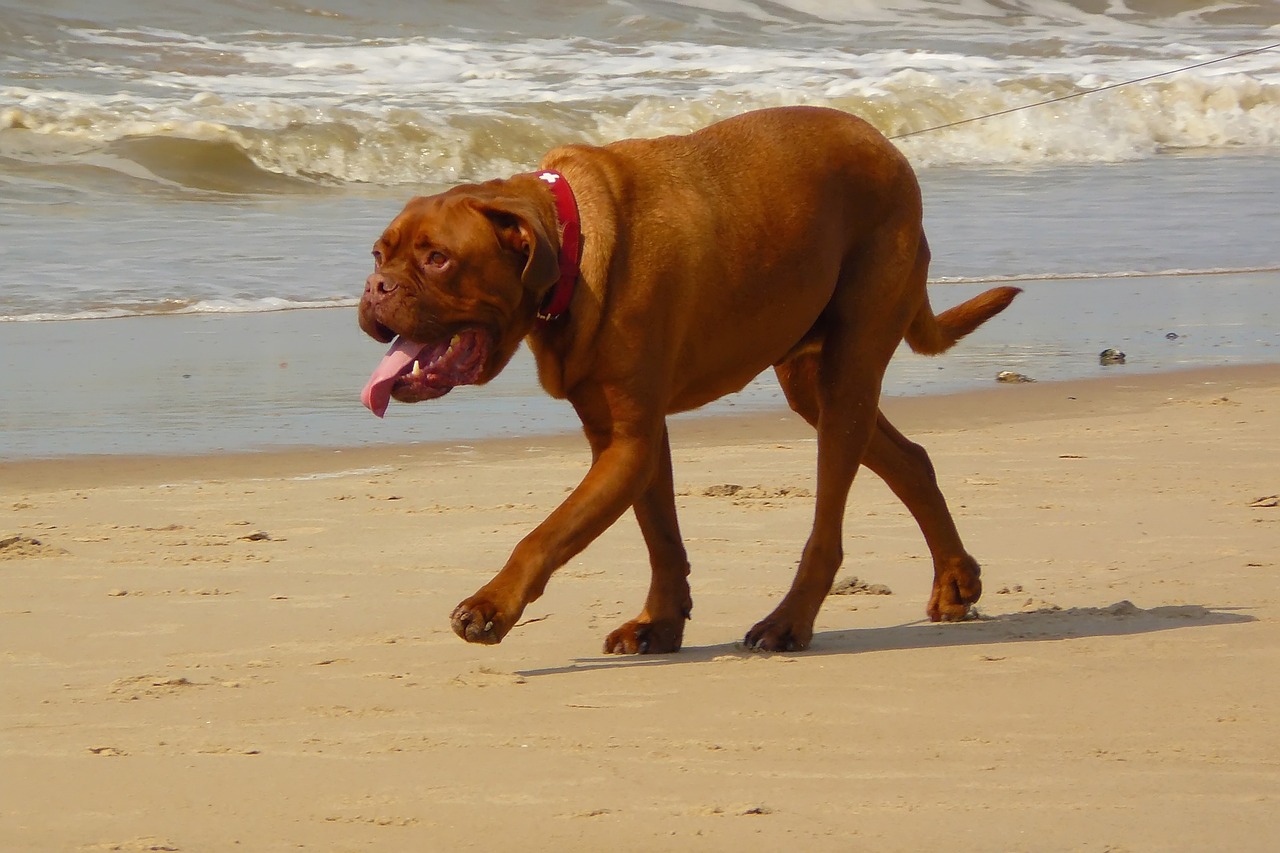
[603,618,685,655]
[743,615,813,653]
[927,554,982,622]
[450,596,514,645]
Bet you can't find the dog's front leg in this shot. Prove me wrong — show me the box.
[603,425,692,654]
[450,423,662,645]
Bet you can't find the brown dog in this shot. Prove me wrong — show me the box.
[358,106,1019,653]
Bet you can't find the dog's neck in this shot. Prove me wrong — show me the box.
[533,170,580,322]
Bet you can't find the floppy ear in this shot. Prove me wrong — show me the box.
[472,199,560,293]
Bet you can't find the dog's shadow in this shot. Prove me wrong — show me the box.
[517,601,1255,678]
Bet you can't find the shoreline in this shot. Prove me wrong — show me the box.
[5,261,1276,324]
[2,265,1277,461]
[6,361,1278,491]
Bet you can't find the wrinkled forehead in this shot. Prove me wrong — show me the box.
[378,190,485,250]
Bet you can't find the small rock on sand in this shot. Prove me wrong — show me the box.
[1103,600,1139,616]
[830,576,892,596]
[0,534,69,559]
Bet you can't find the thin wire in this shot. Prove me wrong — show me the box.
[889,41,1280,140]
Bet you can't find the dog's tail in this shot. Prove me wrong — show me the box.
[904,285,1022,356]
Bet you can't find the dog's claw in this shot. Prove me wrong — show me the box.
[450,598,512,645]
[743,613,812,653]
[927,554,983,622]
[603,618,685,655]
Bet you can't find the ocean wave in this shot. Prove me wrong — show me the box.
[7,0,1279,48]
[4,0,1279,193]
[930,266,1280,284]
[640,0,1280,32]
[1,296,358,323]
[4,68,1278,191]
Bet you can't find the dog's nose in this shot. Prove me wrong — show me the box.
[365,273,398,297]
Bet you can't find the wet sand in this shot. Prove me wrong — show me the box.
[2,364,1278,851]
[2,267,1277,460]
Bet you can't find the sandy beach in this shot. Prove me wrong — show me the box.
[2,364,1277,851]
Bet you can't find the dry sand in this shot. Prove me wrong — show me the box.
[2,365,1278,851]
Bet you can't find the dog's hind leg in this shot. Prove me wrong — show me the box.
[603,423,693,654]
[774,353,983,627]
[745,242,918,651]
[864,413,982,621]
[746,356,879,650]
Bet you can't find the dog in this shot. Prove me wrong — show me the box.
[358,106,1019,653]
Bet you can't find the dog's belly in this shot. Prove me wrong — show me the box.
[661,302,827,414]
[665,368,762,413]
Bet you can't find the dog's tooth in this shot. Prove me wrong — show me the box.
[449,334,460,352]
[411,359,423,377]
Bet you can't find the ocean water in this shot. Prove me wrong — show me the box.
[1,0,1278,458]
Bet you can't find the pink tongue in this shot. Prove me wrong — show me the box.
[361,337,430,418]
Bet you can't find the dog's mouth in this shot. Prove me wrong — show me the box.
[360,327,493,418]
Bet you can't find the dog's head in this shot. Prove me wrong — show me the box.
[358,181,561,417]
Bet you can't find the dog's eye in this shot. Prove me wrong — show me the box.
[425,251,450,270]
[371,250,383,269]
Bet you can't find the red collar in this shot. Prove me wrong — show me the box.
[534,170,580,322]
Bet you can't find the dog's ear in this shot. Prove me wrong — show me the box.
[471,199,559,293]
